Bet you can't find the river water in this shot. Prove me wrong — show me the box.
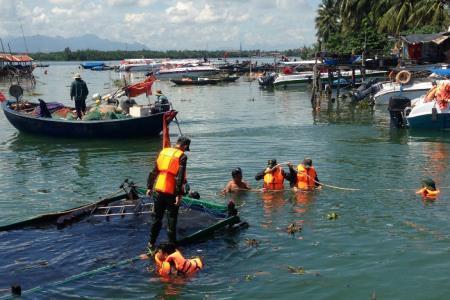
[1,62,450,299]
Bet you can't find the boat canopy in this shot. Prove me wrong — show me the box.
[0,53,33,62]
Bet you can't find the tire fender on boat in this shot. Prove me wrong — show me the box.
[395,71,411,84]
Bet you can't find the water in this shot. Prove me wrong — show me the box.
[1,63,450,299]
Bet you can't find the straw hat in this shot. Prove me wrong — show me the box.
[74,73,81,79]
[155,89,163,96]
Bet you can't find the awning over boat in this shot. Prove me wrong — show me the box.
[0,53,33,62]
[401,32,450,45]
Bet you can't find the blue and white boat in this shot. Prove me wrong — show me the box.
[406,99,450,129]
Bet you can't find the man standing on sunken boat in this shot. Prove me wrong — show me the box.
[146,136,191,254]
[70,73,89,120]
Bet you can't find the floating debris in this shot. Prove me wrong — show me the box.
[327,212,339,220]
[245,274,254,281]
[287,265,305,275]
[287,222,302,236]
[245,238,259,247]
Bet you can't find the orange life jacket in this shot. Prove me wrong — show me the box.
[154,147,184,195]
[263,168,284,190]
[155,250,203,276]
[296,165,317,190]
[416,187,440,200]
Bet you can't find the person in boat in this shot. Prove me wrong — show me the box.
[223,167,251,193]
[146,136,191,254]
[70,73,89,120]
[424,81,438,103]
[255,159,293,191]
[288,158,321,191]
[140,243,203,276]
[153,89,170,112]
[416,177,439,200]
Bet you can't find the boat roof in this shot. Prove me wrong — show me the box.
[0,53,33,62]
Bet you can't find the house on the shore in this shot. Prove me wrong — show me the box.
[400,31,450,64]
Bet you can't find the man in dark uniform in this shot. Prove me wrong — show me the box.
[146,136,191,254]
[70,73,89,120]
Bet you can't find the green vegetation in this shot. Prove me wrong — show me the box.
[315,0,450,54]
[29,47,317,61]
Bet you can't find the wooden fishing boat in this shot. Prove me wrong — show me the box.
[1,100,177,138]
[0,180,248,245]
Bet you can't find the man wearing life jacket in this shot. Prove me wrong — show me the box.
[416,177,439,200]
[146,136,190,253]
[140,243,203,276]
[289,158,321,191]
[223,167,251,193]
[254,159,293,191]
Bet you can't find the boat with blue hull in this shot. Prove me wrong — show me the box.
[407,101,450,129]
[1,100,176,138]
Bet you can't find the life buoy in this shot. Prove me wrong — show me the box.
[395,71,411,84]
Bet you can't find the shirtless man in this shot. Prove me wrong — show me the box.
[223,167,251,193]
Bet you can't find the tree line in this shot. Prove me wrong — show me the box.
[29,47,317,61]
[315,0,450,54]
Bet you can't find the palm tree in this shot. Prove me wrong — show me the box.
[315,0,341,42]
[412,0,449,30]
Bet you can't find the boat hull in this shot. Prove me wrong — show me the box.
[2,101,172,138]
[156,70,220,80]
[406,101,450,129]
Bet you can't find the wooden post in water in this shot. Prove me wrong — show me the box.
[336,68,341,99]
[351,67,355,87]
[311,52,318,108]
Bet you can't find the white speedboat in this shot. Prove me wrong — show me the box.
[156,65,220,80]
[273,69,386,88]
[372,80,435,105]
[118,59,162,72]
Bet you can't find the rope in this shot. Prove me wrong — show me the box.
[0,255,142,300]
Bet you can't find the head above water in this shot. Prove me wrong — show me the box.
[176,136,191,151]
[421,177,436,191]
[231,167,242,178]
[160,243,176,255]
[267,159,277,168]
[303,158,312,168]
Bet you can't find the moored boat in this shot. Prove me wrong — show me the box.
[80,62,105,69]
[156,65,220,80]
[1,99,176,138]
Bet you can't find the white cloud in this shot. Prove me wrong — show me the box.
[0,0,321,50]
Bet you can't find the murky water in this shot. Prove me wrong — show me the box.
[1,62,450,299]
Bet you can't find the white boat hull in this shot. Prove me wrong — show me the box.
[373,81,433,105]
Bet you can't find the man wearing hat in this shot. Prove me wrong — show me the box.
[289,158,321,191]
[146,136,191,254]
[70,73,89,120]
[153,89,170,112]
[255,159,293,191]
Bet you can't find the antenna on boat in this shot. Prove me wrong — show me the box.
[20,23,29,54]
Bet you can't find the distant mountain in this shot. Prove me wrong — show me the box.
[1,34,148,53]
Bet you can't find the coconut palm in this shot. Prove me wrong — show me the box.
[412,0,449,29]
[315,0,342,42]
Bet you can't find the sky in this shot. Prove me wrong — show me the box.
[0,0,321,50]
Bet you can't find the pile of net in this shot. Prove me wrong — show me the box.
[51,105,131,121]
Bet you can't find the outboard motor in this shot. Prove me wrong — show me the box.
[350,79,381,102]
[258,72,276,88]
[388,96,411,128]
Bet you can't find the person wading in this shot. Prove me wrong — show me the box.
[70,73,89,120]
[255,159,292,191]
[146,136,191,254]
[223,167,251,193]
[289,158,321,191]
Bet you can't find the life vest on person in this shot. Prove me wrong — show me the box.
[296,165,317,190]
[416,188,440,200]
[154,147,184,195]
[155,250,203,276]
[263,168,284,190]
